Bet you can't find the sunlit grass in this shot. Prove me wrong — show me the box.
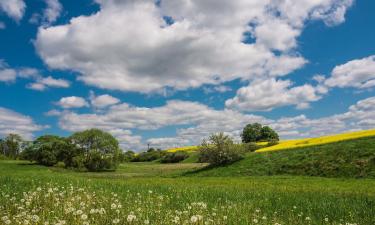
[1,161,373,225]
[257,129,375,152]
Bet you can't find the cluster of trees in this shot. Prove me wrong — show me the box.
[21,129,121,171]
[198,123,279,166]
[123,148,188,163]
[0,134,27,159]
[1,122,279,169]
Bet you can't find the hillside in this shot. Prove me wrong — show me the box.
[191,136,375,178]
[257,129,375,152]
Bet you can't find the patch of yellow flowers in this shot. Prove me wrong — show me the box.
[256,129,375,152]
[166,146,199,153]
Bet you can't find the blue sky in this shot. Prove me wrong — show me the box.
[0,0,375,151]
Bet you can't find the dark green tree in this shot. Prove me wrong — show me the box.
[69,129,121,171]
[260,126,279,141]
[241,123,263,143]
[241,123,279,143]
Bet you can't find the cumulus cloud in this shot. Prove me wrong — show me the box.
[325,55,375,89]
[225,78,322,112]
[35,0,352,93]
[57,96,89,109]
[0,0,26,22]
[49,94,375,150]
[89,92,120,108]
[28,76,70,91]
[0,107,43,139]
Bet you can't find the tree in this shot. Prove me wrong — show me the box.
[0,134,23,159]
[22,135,72,166]
[260,126,279,141]
[199,132,244,166]
[241,123,262,143]
[241,123,279,143]
[69,129,121,171]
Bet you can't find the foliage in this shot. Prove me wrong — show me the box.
[69,129,121,171]
[160,151,189,163]
[118,150,136,162]
[243,142,261,152]
[131,149,164,162]
[241,123,279,143]
[21,135,71,166]
[0,134,23,159]
[198,133,244,166]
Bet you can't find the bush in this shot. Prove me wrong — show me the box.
[160,152,189,163]
[131,149,164,162]
[243,142,261,152]
[198,133,244,166]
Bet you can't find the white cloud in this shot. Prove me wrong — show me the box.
[51,95,375,150]
[90,92,120,108]
[225,78,322,112]
[57,96,89,109]
[0,21,5,29]
[0,68,17,82]
[42,0,62,25]
[325,55,375,89]
[28,76,70,91]
[0,0,26,22]
[35,0,352,93]
[0,107,43,140]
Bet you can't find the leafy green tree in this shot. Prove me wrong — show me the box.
[260,126,279,141]
[22,135,71,166]
[241,123,279,143]
[241,123,263,143]
[69,129,121,171]
[0,134,23,159]
[199,132,244,166]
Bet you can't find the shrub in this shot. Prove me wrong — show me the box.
[131,149,164,162]
[198,133,244,166]
[160,151,189,163]
[243,142,261,152]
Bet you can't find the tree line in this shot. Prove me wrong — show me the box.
[0,123,279,170]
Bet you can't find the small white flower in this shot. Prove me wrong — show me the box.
[127,214,136,223]
[81,214,88,220]
[112,219,120,224]
[191,215,198,223]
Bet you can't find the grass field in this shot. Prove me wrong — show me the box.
[1,160,375,225]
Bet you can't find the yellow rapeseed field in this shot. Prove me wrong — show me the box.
[166,146,199,152]
[256,129,375,152]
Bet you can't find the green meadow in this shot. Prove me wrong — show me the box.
[1,158,375,225]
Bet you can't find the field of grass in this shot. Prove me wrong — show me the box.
[258,129,375,152]
[194,136,375,178]
[1,160,375,225]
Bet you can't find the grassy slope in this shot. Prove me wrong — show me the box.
[193,136,375,178]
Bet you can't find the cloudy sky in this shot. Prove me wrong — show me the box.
[1,0,375,151]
